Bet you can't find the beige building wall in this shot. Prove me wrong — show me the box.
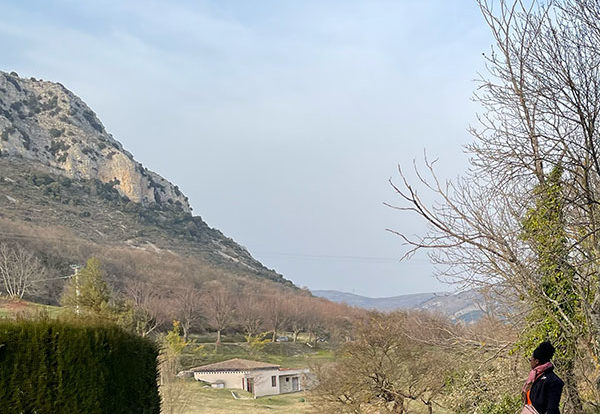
[193,368,310,397]
[278,375,296,394]
[194,371,245,389]
[245,369,281,397]
[278,370,306,394]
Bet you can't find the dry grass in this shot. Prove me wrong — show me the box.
[176,381,315,414]
[0,299,62,319]
[172,381,453,414]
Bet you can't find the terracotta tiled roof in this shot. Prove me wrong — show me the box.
[190,358,280,372]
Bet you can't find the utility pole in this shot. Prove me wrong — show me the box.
[69,264,82,315]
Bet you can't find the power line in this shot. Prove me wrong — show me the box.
[0,232,427,264]
[254,251,432,264]
[254,251,400,263]
[35,275,73,283]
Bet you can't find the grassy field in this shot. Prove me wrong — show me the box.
[174,381,315,414]
[0,303,336,372]
[174,335,333,413]
[0,299,62,319]
[181,333,336,370]
[173,380,452,414]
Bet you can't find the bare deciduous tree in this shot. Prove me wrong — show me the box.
[264,291,289,342]
[125,280,168,337]
[236,290,267,338]
[287,295,310,343]
[0,242,46,300]
[312,312,457,414]
[203,281,236,348]
[389,0,600,410]
[174,283,203,340]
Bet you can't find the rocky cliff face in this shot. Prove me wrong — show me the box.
[0,71,190,213]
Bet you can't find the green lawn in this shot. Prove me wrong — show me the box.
[181,336,336,370]
[173,336,333,413]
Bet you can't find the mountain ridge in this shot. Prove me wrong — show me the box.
[313,289,486,323]
[0,70,290,286]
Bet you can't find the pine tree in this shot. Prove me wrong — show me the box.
[61,257,111,315]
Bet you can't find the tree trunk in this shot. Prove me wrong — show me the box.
[215,329,221,352]
[182,322,189,342]
[562,361,583,414]
[272,330,277,343]
[590,297,600,391]
[293,331,299,342]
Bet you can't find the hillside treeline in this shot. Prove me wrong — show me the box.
[0,218,359,346]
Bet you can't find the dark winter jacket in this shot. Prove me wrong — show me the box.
[529,367,564,414]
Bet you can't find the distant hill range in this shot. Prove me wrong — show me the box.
[312,290,486,323]
[0,70,292,290]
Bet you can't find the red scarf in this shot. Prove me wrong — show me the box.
[522,361,553,403]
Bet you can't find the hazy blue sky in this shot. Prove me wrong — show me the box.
[0,0,491,297]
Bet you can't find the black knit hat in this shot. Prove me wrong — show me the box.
[533,341,555,363]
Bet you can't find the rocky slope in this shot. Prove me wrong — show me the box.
[0,71,189,212]
[0,71,289,285]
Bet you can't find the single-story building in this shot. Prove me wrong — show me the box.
[187,358,309,397]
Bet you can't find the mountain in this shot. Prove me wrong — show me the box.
[0,71,189,212]
[0,70,290,287]
[313,290,486,323]
[311,290,438,310]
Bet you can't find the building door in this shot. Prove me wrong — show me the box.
[246,377,254,394]
[292,377,299,391]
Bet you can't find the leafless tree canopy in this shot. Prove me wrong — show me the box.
[202,280,237,346]
[125,279,169,337]
[312,311,522,414]
[388,0,600,410]
[0,242,46,300]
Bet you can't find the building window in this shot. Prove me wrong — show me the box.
[286,377,289,382]
[271,376,277,387]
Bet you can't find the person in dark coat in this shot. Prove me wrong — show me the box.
[522,341,564,414]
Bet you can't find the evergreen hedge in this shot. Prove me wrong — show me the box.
[0,319,160,413]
